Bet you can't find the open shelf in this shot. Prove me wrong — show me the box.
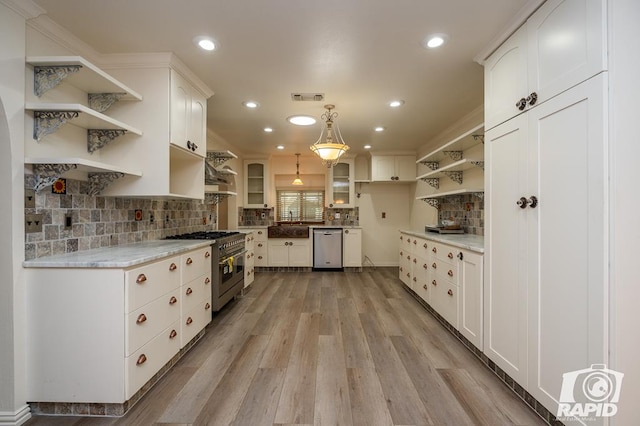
[25,157,142,176]
[416,158,484,180]
[26,56,143,100]
[416,123,484,164]
[417,188,484,200]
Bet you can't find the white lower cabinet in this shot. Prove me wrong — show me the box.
[343,228,362,267]
[267,238,311,267]
[25,246,211,404]
[399,232,483,351]
[244,232,255,287]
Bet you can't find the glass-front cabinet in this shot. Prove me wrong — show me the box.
[327,158,354,207]
[244,159,270,207]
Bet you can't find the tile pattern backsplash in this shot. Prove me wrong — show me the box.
[238,207,275,226]
[324,207,359,226]
[237,207,359,227]
[24,176,217,260]
[437,194,484,235]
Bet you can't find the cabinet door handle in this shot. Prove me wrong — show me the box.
[169,296,177,305]
[432,279,437,286]
[186,287,193,295]
[136,354,147,365]
[448,270,454,277]
[516,97,527,110]
[205,251,210,258]
[448,289,454,296]
[186,257,193,265]
[258,243,263,247]
[345,229,349,234]
[400,236,403,241]
[448,252,453,259]
[457,252,463,261]
[400,251,403,256]
[204,302,211,310]
[204,277,210,284]
[258,231,263,235]
[169,329,177,339]
[258,256,263,259]
[136,273,147,284]
[186,317,193,325]
[169,263,177,271]
[517,197,528,209]
[527,195,538,208]
[136,313,147,324]
[527,92,538,106]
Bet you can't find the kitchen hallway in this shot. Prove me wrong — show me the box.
[26,269,544,426]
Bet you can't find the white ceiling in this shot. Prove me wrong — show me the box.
[33,0,532,157]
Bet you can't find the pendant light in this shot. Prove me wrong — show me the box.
[292,153,303,185]
[310,104,350,167]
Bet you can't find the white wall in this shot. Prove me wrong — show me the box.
[0,1,32,424]
[609,0,640,423]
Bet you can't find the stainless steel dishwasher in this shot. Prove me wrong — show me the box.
[313,228,343,270]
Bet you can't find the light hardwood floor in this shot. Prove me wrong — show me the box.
[25,268,545,426]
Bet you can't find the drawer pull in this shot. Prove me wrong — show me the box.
[413,258,417,263]
[186,257,193,265]
[432,279,437,286]
[448,252,454,259]
[186,287,193,295]
[432,262,437,269]
[258,256,263,260]
[258,231,263,235]
[448,270,454,277]
[423,284,428,290]
[258,243,263,247]
[406,272,410,278]
[186,317,193,325]
[413,240,417,245]
[169,263,177,271]
[205,251,211,258]
[399,267,403,272]
[423,263,428,269]
[400,236,403,240]
[423,243,427,249]
[400,251,403,256]
[413,277,417,282]
[205,302,211,310]
[432,247,437,253]
[136,354,147,365]
[204,277,211,284]
[169,296,177,305]
[406,255,410,260]
[169,329,177,339]
[136,274,147,284]
[251,253,254,257]
[136,313,147,324]
[448,289,454,296]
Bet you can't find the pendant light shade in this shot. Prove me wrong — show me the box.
[310,104,350,167]
[292,153,303,185]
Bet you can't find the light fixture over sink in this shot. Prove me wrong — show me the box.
[292,153,303,185]
[310,104,350,167]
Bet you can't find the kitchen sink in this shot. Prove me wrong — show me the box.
[267,225,310,238]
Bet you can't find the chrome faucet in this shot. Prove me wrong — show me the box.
[289,211,293,224]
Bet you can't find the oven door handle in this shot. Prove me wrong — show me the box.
[218,250,248,266]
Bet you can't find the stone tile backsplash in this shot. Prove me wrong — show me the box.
[237,206,359,226]
[24,176,217,260]
[436,194,484,235]
[238,207,275,226]
[324,207,359,226]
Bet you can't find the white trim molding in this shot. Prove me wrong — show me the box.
[0,0,44,19]
[0,405,31,426]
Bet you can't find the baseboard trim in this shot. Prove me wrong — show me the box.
[0,405,32,426]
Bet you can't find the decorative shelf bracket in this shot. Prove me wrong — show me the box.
[205,193,233,205]
[206,151,236,168]
[473,192,485,200]
[33,65,82,97]
[88,93,125,112]
[87,129,128,153]
[32,163,78,192]
[471,161,485,170]
[33,111,79,141]
[421,198,440,209]
[88,172,125,196]
[443,171,463,184]
[420,161,439,171]
[443,151,463,161]
[420,177,440,189]
[472,134,485,144]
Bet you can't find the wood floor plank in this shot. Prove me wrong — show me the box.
[301,278,322,313]
[337,297,374,369]
[314,335,353,426]
[231,368,286,426]
[259,298,304,369]
[366,282,405,336]
[359,312,434,425]
[390,335,475,426]
[245,277,284,313]
[335,272,354,299]
[346,367,395,426]
[344,273,375,313]
[288,273,310,299]
[192,334,270,425]
[273,312,320,425]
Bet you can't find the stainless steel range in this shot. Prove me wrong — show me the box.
[166,231,246,312]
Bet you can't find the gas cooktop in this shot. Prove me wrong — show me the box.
[165,231,240,240]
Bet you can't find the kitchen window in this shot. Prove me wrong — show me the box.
[277,190,325,222]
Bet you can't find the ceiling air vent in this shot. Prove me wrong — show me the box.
[291,93,325,101]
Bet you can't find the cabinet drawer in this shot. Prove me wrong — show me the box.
[429,242,458,264]
[429,259,456,283]
[181,246,212,284]
[125,256,181,312]
[413,237,430,258]
[181,273,211,315]
[433,281,459,329]
[126,289,181,356]
[180,298,212,347]
[125,320,181,399]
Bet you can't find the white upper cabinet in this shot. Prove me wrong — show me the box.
[371,154,415,182]
[327,159,355,207]
[170,70,207,158]
[484,0,606,130]
[244,159,271,208]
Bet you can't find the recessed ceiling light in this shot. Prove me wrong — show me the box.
[243,101,259,108]
[287,115,316,126]
[276,145,285,150]
[364,144,372,149]
[389,100,404,108]
[425,33,449,49]
[264,127,273,132]
[374,126,385,132]
[193,36,216,51]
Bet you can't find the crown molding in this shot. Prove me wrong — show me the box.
[0,0,45,19]
[473,0,546,65]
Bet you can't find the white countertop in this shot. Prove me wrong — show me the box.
[23,240,213,268]
[400,230,484,253]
